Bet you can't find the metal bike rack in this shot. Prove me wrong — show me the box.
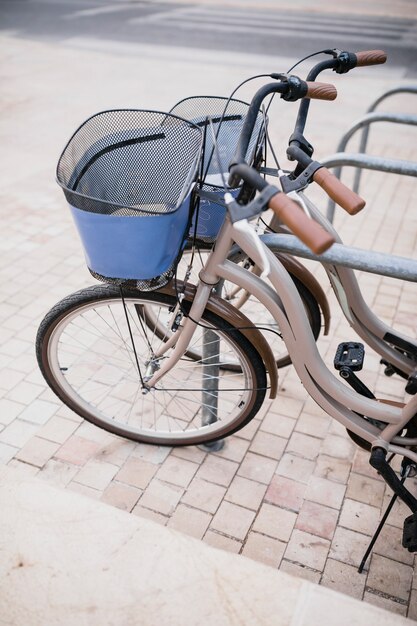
[322,86,417,223]
[260,234,417,282]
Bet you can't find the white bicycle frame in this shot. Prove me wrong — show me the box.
[144,193,417,464]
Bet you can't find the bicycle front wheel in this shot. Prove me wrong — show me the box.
[36,285,267,446]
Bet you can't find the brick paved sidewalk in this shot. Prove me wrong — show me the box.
[0,28,416,621]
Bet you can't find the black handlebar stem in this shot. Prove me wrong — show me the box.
[290,50,356,159]
[229,76,312,187]
[228,81,288,187]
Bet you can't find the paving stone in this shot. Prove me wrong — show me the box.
[321,558,366,599]
[269,396,304,419]
[329,527,372,568]
[37,459,79,488]
[115,457,159,490]
[54,436,102,467]
[101,482,142,512]
[280,560,321,584]
[0,368,26,392]
[0,442,18,464]
[203,530,242,554]
[155,455,199,488]
[339,498,381,536]
[67,482,101,500]
[252,503,296,542]
[286,431,322,461]
[225,475,266,511]
[295,412,330,439]
[17,399,59,425]
[363,591,408,617]
[352,448,384,481]
[15,436,60,468]
[408,590,417,621]
[320,433,356,461]
[238,452,277,484]
[264,475,306,512]
[182,477,226,514]
[373,524,415,566]
[295,500,339,540]
[0,419,39,448]
[37,415,79,444]
[345,472,386,508]
[306,475,346,510]
[6,380,43,404]
[95,439,137,467]
[242,531,286,568]
[367,554,413,602]
[313,454,352,484]
[138,479,183,516]
[7,459,39,477]
[249,430,286,460]
[197,454,238,487]
[213,435,249,463]
[210,501,255,541]
[130,505,168,526]
[260,412,296,438]
[233,415,260,441]
[284,529,330,571]
[131,443,172,465]
[276,453,315,485]
[73,460,120,491]
[167,504,212,539]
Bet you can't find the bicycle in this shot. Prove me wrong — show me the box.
[36,50,417,553]
[171,50,417,393]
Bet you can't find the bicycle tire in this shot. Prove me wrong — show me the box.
[36,284,267,446]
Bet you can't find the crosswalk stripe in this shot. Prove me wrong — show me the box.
[129,11,414,45]
[184,5,412,30]
[129,5,415,44]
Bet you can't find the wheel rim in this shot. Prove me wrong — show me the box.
[45,295,259,443]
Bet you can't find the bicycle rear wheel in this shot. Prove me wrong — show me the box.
[36,285,267,446]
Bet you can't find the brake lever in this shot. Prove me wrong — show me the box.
[279,161,322,194]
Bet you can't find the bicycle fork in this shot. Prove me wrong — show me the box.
[142,281,214,390]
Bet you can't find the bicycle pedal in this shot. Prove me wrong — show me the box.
[334,342,365,372]
[402,512,417,552]
[405,373,417,395]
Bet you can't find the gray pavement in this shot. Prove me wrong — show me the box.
[1,0,417,75]
[0,0,417,619]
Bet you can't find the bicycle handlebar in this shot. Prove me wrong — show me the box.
[268,191,335,254]
[229,164,335,254]
[353,50,387,67]
[229,77,337,186]
[312,168,366,215]
[293,49,387,142]
[304,81,337,101]
[286,145,366,215]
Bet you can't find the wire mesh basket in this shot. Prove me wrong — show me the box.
[57,109,203,290]
[169,96,266,243]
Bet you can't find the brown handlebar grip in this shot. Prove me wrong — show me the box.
[313,168,366,215]
[269,193,335,254]
[355,50,387,66]
[305,82,337,101]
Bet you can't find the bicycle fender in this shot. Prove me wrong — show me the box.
[160,281,279,399]
[277,253,331,335]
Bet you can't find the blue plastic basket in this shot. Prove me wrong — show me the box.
[57,109,203,290]
[169,96,266,242]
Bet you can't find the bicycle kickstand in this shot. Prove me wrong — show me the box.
[358,456,417,573]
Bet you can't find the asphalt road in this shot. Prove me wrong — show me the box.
[1,0,417,76]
